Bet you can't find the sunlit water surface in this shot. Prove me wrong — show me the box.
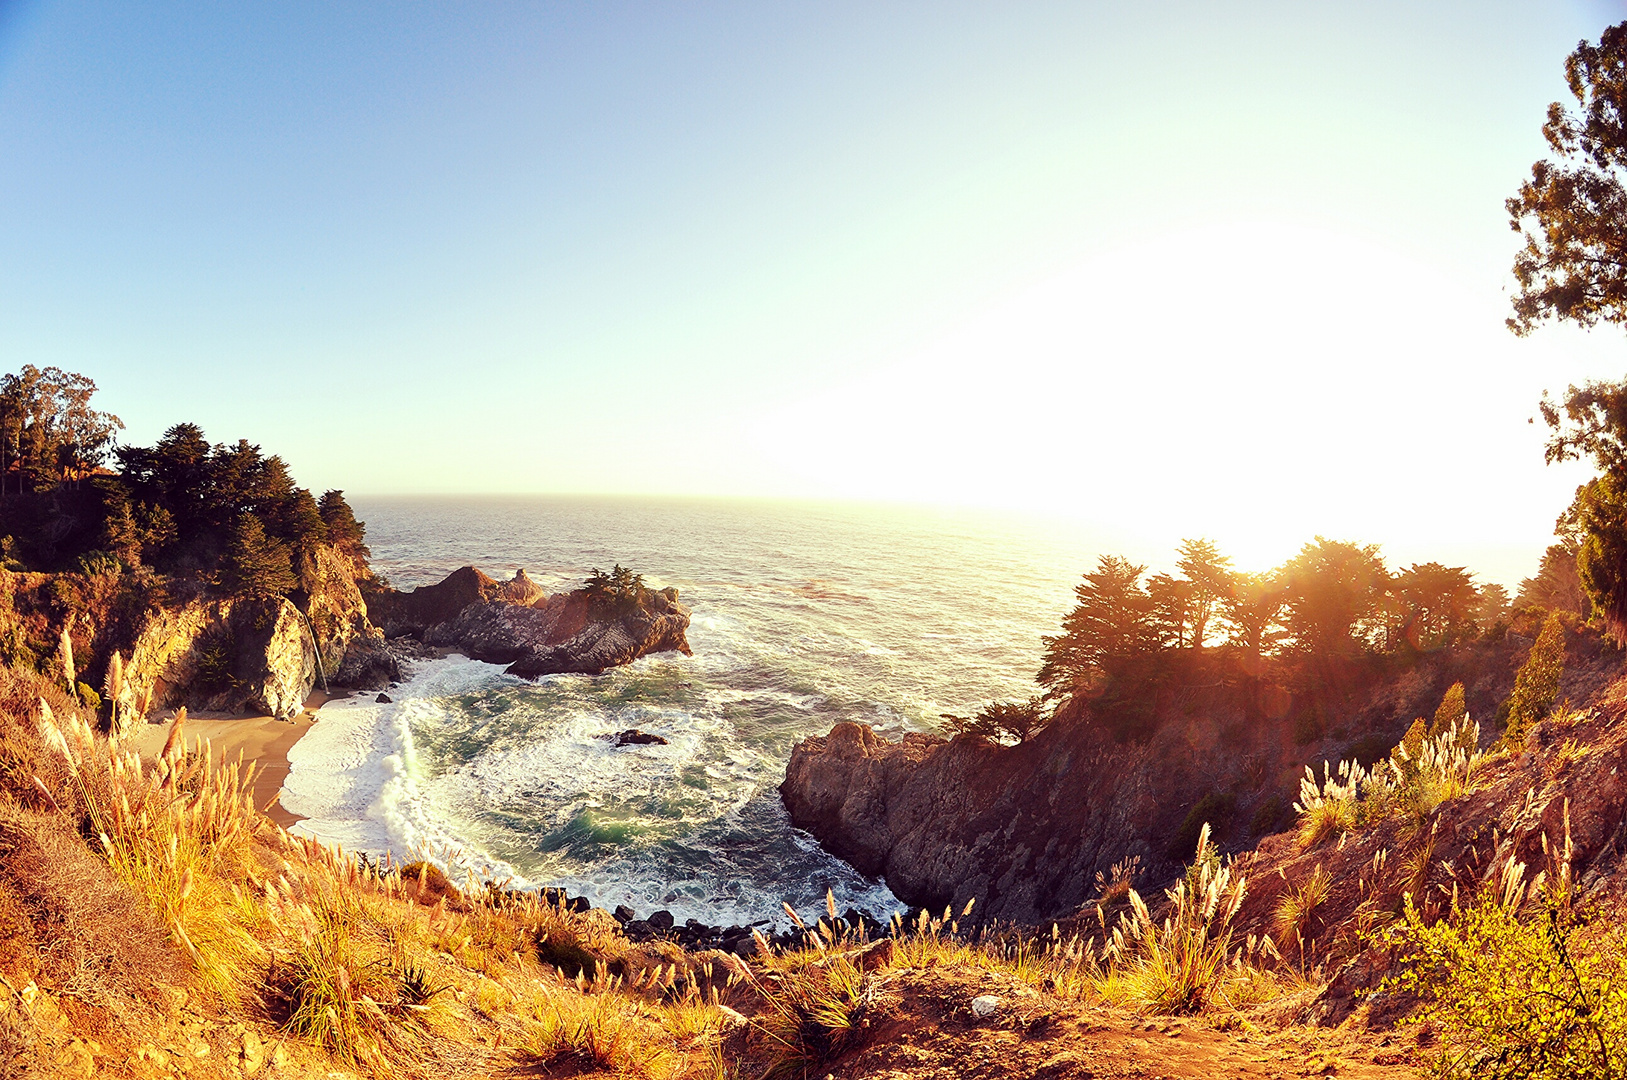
[282,497,1097,924]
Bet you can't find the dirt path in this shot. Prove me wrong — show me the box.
[827,969,1420,1080]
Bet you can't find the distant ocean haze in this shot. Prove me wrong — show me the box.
[281,496,1096,925]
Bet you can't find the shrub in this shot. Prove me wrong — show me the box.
[1272,865,1332,964]
[1504,612,1566,747]
[1295,716,1490,846]
[1384,895,1627,1079]
[1099,824,1275,1013]
[1341,731,1393,767]
[515,990,675,1078]
[1249,795,1290,836]
[1432,681,1468,737]
[738,950,895,1075]
[1166,792,1236,860]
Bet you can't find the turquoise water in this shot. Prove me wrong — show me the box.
[284,496,1098,924]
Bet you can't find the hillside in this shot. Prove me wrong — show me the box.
[0,640,1433,1080]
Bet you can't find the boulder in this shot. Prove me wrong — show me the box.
[599,729,668,747]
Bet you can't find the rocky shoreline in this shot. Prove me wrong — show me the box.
[120,562,692,721]
[535,888,894,957]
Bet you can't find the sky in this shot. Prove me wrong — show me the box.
[2,1,1626,586]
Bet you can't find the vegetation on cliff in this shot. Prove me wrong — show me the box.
[1034,534,1527,744]
[0,369,378,715]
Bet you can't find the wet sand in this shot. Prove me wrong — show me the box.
[126,690,343,828]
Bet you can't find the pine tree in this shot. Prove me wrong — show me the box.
[220,516,297,599]
[318,489,369,563]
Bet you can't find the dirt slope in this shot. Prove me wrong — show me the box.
[810,966,1421,1080]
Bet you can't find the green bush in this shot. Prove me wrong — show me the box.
[1341,732,1393,767]
[1248,795,1289,836]
[75,681,100,713]
[1167,792,1236,860]
[1292,705,1326,745]
[1504,612,1566,748]
[1384,896,1627,1079]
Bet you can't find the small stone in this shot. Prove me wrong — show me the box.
[649,909,675,931]
[376,692,392,703]
[614,904,637,923]
[716,1005,748,1029]
[971,995,1000,1018]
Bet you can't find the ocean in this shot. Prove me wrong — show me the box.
[281,496,1099,926]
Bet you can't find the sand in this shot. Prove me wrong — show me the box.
[125,690,345,829]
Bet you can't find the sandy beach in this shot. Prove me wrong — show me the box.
[125,690,343,828]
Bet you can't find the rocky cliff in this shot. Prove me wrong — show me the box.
[123,543,390,717]
[780,634,1622,924]
[369,567,692,678]
[125,596,316,719]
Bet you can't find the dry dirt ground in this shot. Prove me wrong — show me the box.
[803,967,1422,1080]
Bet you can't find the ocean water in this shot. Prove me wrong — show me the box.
[282,496,1098,925]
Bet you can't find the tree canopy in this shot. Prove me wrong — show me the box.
[0,365,123,495]
[1038,537,1509,741]
[1508,23,1627,334]
[0,366,370,598]
[1505,23,1627,640]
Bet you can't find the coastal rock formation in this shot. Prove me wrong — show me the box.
[371,567,692,678]
[503,587,691,678]
[119,543,391,715]
[364,567,544,638]
[125,596,316,719]
[781,635,1625,925]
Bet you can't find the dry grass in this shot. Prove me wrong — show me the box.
[1095,825,1280,1014]
[0,658,1378,1078]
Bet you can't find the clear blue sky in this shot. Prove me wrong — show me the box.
[2,1,1625,584]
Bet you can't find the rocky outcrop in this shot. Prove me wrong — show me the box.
[780,636,1621,925]
[364,567,544,638]
[781,718,1156,924]
[371,567,691,678]
[501,588,691,679]
[126,596,316,719]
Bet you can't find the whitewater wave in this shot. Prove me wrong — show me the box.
[283,655,529,884]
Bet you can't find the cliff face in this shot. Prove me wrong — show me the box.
[780,636,1621,925]
[124,543,387,718]
[126,596,316,719]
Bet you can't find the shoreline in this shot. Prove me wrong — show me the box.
[125,689,347,828]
